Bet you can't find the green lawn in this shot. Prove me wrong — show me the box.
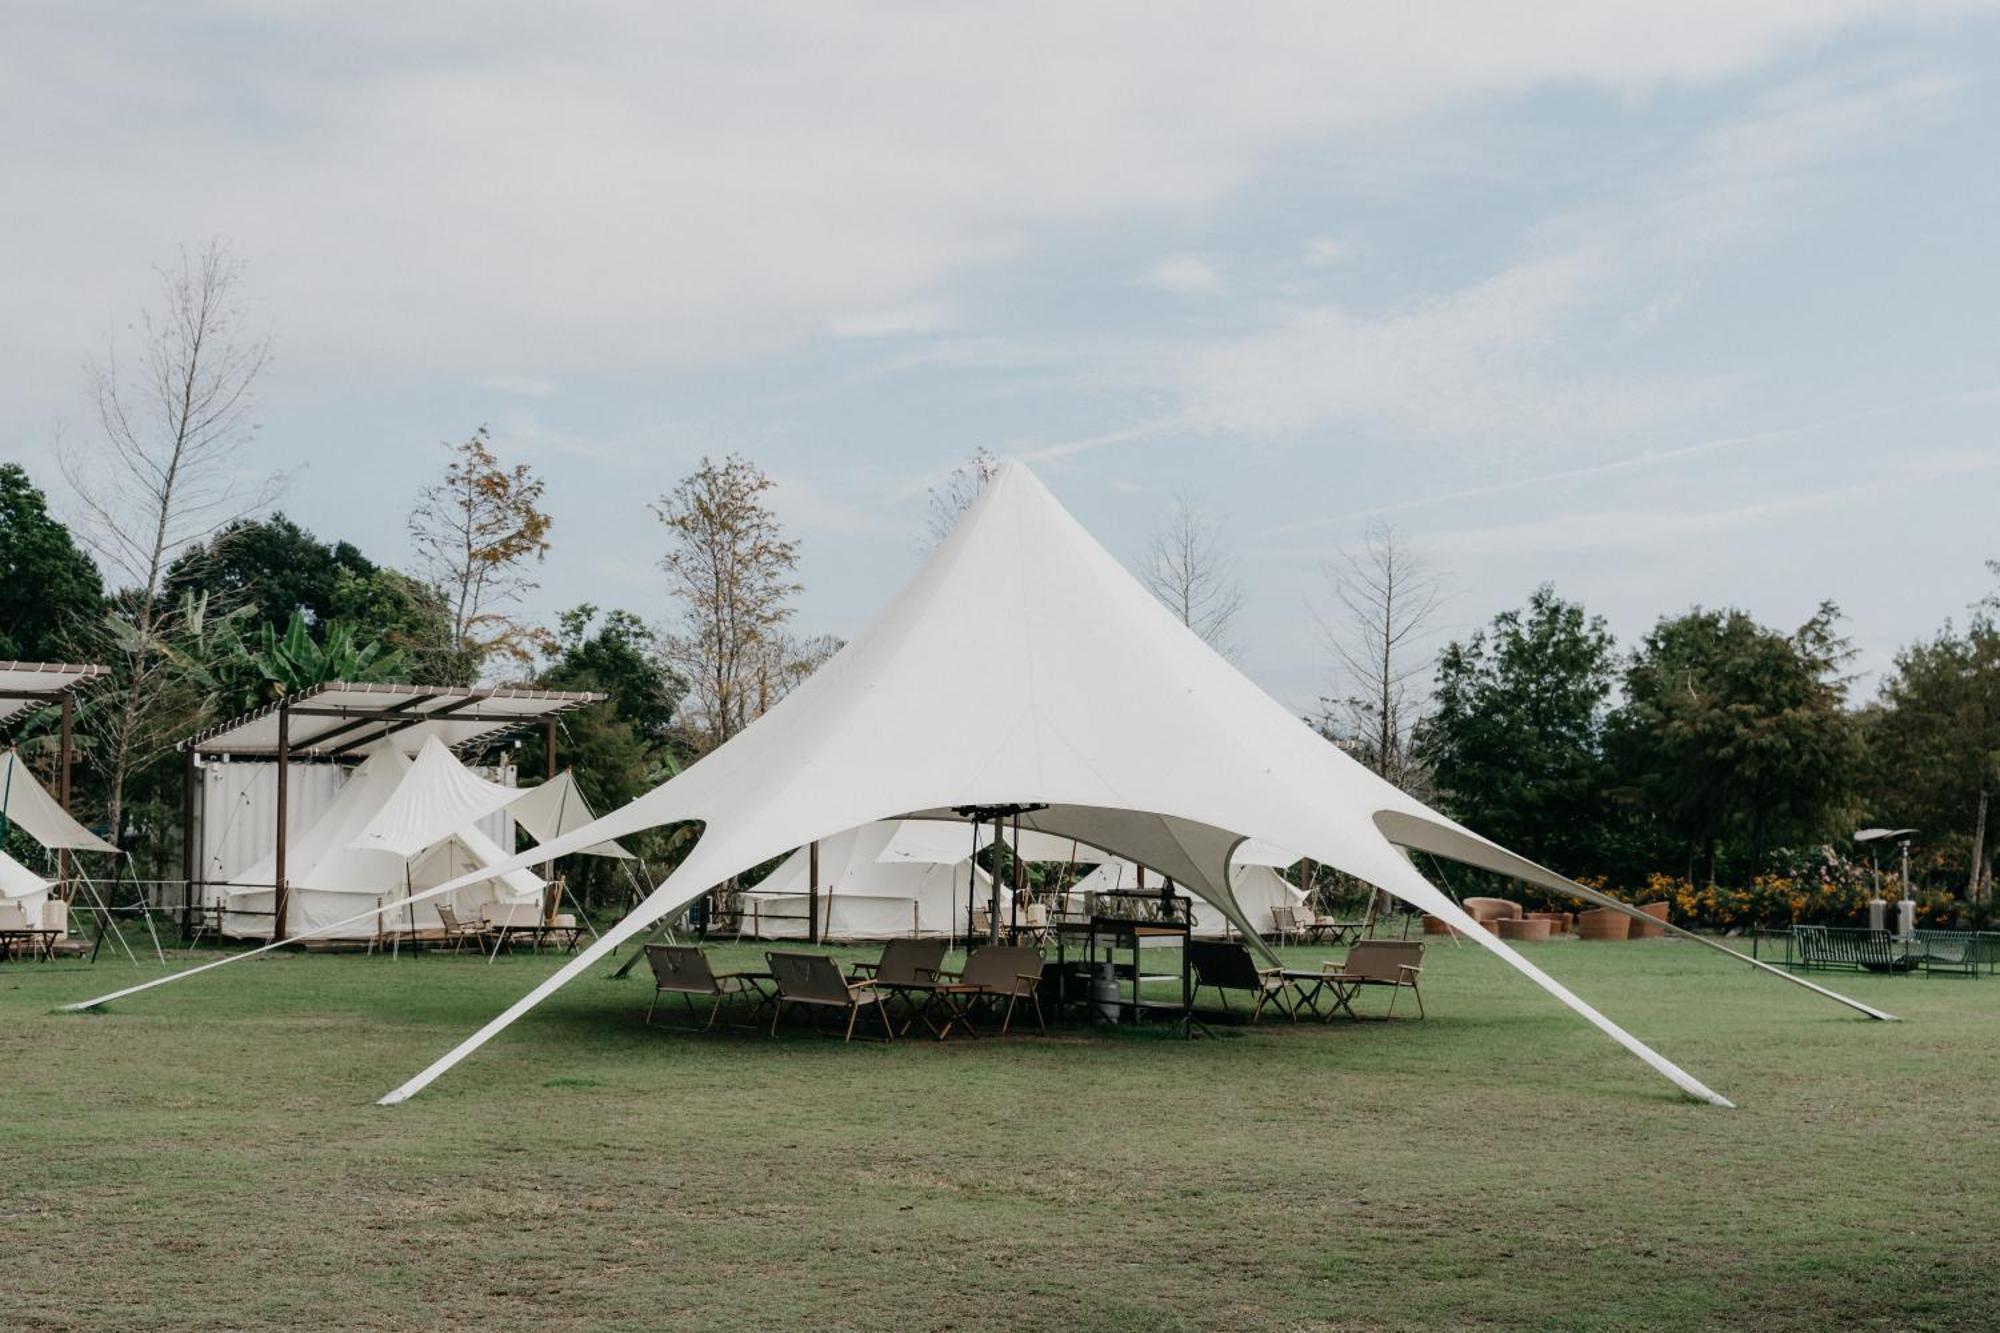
[3,935,1995,1332]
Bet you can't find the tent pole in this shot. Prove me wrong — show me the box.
[541,718,558,925]
[1010,814,1023,938]
[57,695,72,895]
[987,819,1003,945]
[807,839,820,944]
[180,748,196,939]
[271,698,291,944]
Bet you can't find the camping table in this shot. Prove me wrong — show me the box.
[1283,968,1360,1021]
[0,928,60,962]
[485,920,584,959]
[867,980,962,1039]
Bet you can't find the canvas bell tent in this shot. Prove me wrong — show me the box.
[177,682,605,941]
[737,819,1017,940]
[1066,849,1307,938]
[216,738,545,941]
[75,465,1891,1108]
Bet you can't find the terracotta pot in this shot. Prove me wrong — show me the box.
[1496,916,1551,942]
[1527,911,1570,935]
[1628,901,1669,940]
[1463,896,1523,922]
[1577,908,1630,941]
[1422,914,1455,936]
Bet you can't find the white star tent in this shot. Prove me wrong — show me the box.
[74,463,1891,1106]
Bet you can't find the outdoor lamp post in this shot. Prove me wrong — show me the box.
[1854,828,1918,938]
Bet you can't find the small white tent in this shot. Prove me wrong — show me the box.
[79,464,1891,1108]
[738,820,1007,940]
[1065,855,1305,938]
[0,846,54,927]
[220,738,544,941]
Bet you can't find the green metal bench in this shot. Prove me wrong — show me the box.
[1913,930,1992,979]
[1788,925,1917,974]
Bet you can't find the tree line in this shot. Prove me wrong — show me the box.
[8,244,1990,930]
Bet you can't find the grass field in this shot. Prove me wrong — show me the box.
[3,934,1996,1332]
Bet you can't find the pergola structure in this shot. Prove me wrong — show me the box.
[0,662,109,858]
[177,682,606,941]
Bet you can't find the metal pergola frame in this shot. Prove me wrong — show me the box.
[177,682,607,943]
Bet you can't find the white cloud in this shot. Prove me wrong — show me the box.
[1139,253,1224,297]
[1167,59,1971,446]
[2,0,1985,398]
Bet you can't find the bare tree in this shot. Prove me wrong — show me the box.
[1142,490,1245,654]
[654,455,802,749]
[924,447,999,546]
[60,241,277,841]
[408,425,553,675]
[1315,520,1446,790]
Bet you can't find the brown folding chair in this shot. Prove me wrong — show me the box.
[930,945,1046,1039]
[1318,940,1425,1019]
[766,952,895,1042]
[435,904,490,955]
[645,944,768,1031]
[849,938,949,1036]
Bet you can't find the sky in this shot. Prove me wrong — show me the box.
[5,2,1999,713]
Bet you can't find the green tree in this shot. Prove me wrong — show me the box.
[164,513,374,627]
[1416,586,1616,873]
[515,605,688,911]
[1607,603,1859,885]
[325,566,472,686]
[1862,616,2000,904]
[0,463,103,661]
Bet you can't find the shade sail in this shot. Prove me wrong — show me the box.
[0,751,117,854]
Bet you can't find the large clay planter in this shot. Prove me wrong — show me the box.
[1422,914,1456,936]
[1495,916,1552,942]
[1527,911,1571,935]
[1463,896,1523,924]
[1577,908,1630,941]
[1628,901,1670,940]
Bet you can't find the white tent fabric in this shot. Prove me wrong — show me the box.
[738,820,1005,940]
[507,772,633,860]
[0,751,117,854]
[74,463,1891,1104]
[353,736,527,859]
[220,739,543,940]
[0,847,54,926]
[872,818,1095,867]
[1065,856,1305,938]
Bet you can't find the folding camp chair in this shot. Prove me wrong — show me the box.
[927,945,1046,1039]
[766,952,895,1042]
[644,944,770,1031]
[1187,940,1300,1022]
[849,938,949,1037]
[1313,940,1425,1020]
[435,904,491,955]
